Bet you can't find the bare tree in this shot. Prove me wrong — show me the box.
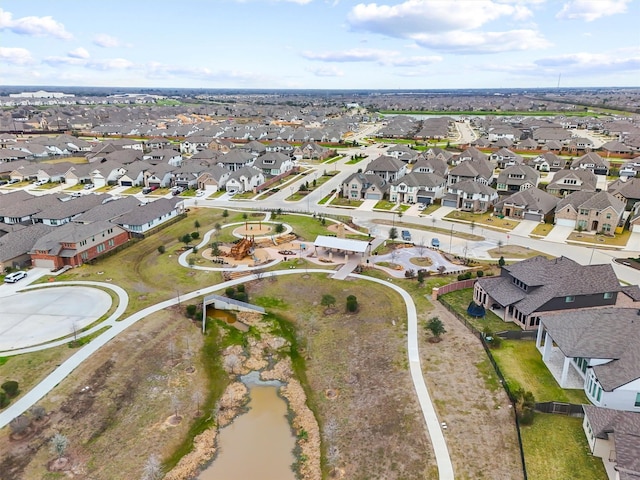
[171,394,182,421]
[70,321,79,343]
[50,432,69,459]
[223,354,241,374]
[9,415,30,435]
[431,217,436,229]
[470,220,476,235]
[497,239,503,253]
[29,405,46,421]
[141,453,163,480]
[192,390,204,417]
[167,339,176,365]
[416,237,427,258]
[390,248,399,265]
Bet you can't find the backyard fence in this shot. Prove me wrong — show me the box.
[535,402,584,418]
[439,297,529,480]
[498,330,537,340]
[432,278,476,300]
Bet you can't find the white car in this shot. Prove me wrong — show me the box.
[417,203,426,211]
[83,183,94,190]
[4,270,27,283]
[34,179,47,186]
[196,190,205,197]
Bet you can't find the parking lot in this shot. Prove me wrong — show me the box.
[0,286,112,351]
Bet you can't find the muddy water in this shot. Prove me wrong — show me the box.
[198,385,296,480]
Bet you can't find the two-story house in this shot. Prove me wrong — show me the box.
[546,169,597,197]
[253,152,295,176]
[490,148,524,169]
[554,190,624,234]
[225,166,265,194]
[495,165,539,194]
[442,180,498,212]
[389,172,446,205]
[341,172,388,201]
[571,152,610,176]
[474,255,622,330]
[608,178,640,210]
[447,158,493,186]
[364,155,407,182]
[493,187,559,222]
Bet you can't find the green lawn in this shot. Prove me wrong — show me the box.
[530,223,553,237]
[439,288,521,333]
[491,340,588,404]
[520,413,606,480]
[445,210,520,231]
[567,229,631,247]
[329,197,363,208]
[374,200,396,210]
[345,155,367,165]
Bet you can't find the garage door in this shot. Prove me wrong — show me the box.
[442,199,457,208]
[366,193,382,200]
[555,218,575,227]
[120,181,133,187]
[523,212,542,222]
[34,258,56,269]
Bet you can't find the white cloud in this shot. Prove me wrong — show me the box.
[306,65,344,77]
[0,47,33,65]
[88,58,134,70]
[145,62,265,84]
[556,0,630,21]
[303,48,442,66]
[68,47,90,59]
[303,48,397,62]
[348,0,533,36]
[346,0,549,54]
[535,51,640,72]
[0,8,72,39]
[413,29,550,53]
[93,33,124,48]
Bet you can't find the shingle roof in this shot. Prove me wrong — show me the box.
[495,187,559,214]
[0,223,56,262]
[477,256,621,315]
[583,405,640,477]
[114,197,182,227]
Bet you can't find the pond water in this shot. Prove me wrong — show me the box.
[198,384,296,480]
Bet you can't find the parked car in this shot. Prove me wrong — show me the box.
[8,178,19,184]
[4,271,27,283]
[34,179,48,186]
[431,238,440,248]
[83,183,94,190]
[401,230,412,241]
[417,203,426,211]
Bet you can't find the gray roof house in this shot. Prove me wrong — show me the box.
[225,166,265,193]
[31,194,106,227]
[113,197,184,234]
[341,172,388,201]
[489,148,524,169]
[493,187,559,222]
[582,405,640,479]
[473,256,622,330]
[0,223,56,271]
[571,152,610,175]
[537,308,640,412]
[442,180,498,213]
[412,156,448,177]
[496,165,539,194]
[546,169,597,197]
[389,172,446,205]
[555,191,624,234]
[608,178,640,210]
[364,155,407,182]
[447,158,493,186]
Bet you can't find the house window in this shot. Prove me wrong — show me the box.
[108,239,114,247]
[604,292,613,299]
[97,244,105,253]
[565,296,575,303]
[606,213,611,219]
[81,252,89,260]
[635,393,640,407]
[579,209,589,215]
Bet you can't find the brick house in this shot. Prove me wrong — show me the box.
[554,191,624,234]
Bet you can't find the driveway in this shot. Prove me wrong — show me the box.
[0,286,111,350]
[544,225,574,243]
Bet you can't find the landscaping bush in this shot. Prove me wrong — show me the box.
[0,391,8,408]
[476,270,484,278]
[225,287,235,297]
[346,295,358,313]
[1,380,19,398]
[404,269,416,279]
[186,304,197,318]
[157,245,166,254]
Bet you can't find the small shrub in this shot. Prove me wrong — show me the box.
[225,287,236,297]
[9,415,30,435]
[404,269,416,279]
[476,270,484,278]
[157,245,166,254]
[191,231,200,240]
[186,304,197,318]
[0,391,8,408]
[346,294,358,313]
[236,284,245,293]
[1,380,19,398]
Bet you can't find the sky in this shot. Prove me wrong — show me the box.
[1,0,639,90]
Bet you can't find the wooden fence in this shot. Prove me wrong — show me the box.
[535,402,584,418]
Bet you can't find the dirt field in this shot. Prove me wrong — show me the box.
[0,260,523,478]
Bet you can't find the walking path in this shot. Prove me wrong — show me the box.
[0,253,454,479]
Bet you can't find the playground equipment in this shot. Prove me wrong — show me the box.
[229,236,255,260]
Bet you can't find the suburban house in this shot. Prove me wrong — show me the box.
[196,165,232,192]
[341,172,388,201]
[582,405,640,480]
[555,191,624,234]
[495,165,539,194]
[447,158,493,186]
[546,169,598,197]
[143,163,175,189]
[30,220,130,269]
[216,149,255,172]
[224,166,265,194]
[474,256,622,330]
[113,197,184,234]
[0,191,68,224]
[608,178,640,210]
[526,152,566,172]
[386,144,419,163]
[253,152,295,176]
[489,148,524,169]
[31,194,105,226]
[0,223,56,272]
[536,308,640,412]
[493,187,559,222]
[571,152,610,176]
[618,159,640,180]
[442,180,498,212]
[364,155,407,182]
[143,149,182,167]
[389,172,446,205]
[412,156,448,177]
